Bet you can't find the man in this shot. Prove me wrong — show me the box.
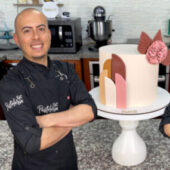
[0,8,97,170]
[159,104,170,138]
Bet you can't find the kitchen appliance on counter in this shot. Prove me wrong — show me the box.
[0,28,18,50]
[87,6,114,52]
[48,17,82,53]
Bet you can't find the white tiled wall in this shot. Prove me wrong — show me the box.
[0,0,170,44]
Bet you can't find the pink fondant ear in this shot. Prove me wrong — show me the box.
[138,32,152,54]
[161,50,170,66]
[153,29,163,42]
[115,73,126,109]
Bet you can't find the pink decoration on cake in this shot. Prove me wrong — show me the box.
[138,32,152,54]
[146,40,168,64]
[115,73,126,109]
[153,30,162,42]
[138,29,170,66]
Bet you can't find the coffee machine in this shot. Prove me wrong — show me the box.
[87,6,114,51]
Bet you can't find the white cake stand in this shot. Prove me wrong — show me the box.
[89,87,170,166]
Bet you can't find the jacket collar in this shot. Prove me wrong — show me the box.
[21,56,52,71]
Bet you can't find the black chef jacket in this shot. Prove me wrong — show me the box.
[0,57,97,170]
[159,103,170,138]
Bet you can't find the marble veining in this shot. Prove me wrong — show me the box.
[0,119,170,170]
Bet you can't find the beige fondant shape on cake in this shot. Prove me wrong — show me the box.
[99,70,108,105]
[111,54,126,83]
[103,59,111,78]
[105,77,116,107]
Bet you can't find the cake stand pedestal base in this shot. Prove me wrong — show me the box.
[89,87,170,166]
[112,120,146,166]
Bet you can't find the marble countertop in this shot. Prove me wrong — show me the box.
[0,119,170,170]
[2,41,168,62]
[0,45,99,61]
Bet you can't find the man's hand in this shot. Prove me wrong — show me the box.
[36,115,73,150]
[36,115,49,128]
[40,126,72,150]
[164,124,170,137]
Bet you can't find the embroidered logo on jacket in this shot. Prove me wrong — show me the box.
[56,70,68,80]
[37,102,59,114]
[5,95,24,111]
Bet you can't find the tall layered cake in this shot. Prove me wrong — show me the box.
[99,30,170,109]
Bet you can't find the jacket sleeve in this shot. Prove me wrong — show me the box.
[159,103,170,138]
[0,75,42,154]
[66,63,97,119]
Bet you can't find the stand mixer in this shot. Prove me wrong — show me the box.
[87,6,114,52]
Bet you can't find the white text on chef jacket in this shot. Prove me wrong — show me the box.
[5,95,23,111]
[37,102,58,114]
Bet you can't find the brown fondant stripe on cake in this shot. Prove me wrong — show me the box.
[99,70,108,105]
[111,54,126,83]
[103,59,112,78]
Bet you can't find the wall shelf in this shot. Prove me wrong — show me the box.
[13,3,63,7]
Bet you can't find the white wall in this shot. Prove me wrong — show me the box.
[0,0,170,44]
[0,0,17,30]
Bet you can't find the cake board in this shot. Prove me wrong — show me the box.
[89,87,170,166]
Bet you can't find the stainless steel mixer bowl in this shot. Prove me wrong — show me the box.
[88,20,112,42]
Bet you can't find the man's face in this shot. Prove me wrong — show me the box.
[13,10,51,62]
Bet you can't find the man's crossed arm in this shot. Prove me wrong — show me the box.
[36,104,94,150]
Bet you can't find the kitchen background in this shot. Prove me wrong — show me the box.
[0,1,170,169]
[0,0,170,44]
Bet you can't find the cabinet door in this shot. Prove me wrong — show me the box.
[82,58,99,91]
[62,59,82,80]
[2,60,20,75]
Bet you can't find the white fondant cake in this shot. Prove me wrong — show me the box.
[99,44,159,108]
